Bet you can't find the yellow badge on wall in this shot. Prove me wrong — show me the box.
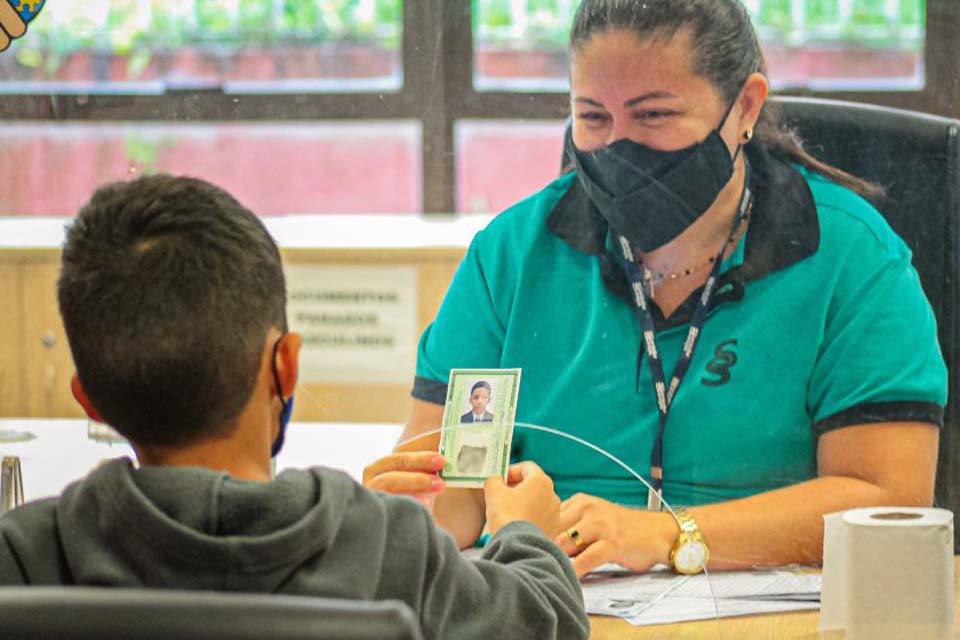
[0,0,44,52]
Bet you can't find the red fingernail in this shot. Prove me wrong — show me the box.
[431,476,444,492]
[431,455,445,469]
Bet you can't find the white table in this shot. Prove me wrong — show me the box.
[0,419,405,502]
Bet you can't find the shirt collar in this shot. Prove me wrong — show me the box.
[546,145,821,328]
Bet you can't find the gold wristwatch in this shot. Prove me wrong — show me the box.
[668,508,709,574]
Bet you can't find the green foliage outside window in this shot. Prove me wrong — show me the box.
[476,0,925,49]
[13,0,402,76]
[9,0,924,78]
[755,0,923,44]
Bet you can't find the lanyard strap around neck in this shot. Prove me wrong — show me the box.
[617,162,753,510]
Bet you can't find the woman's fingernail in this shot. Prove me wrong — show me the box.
[431,476,445,492]
[431,455,445,469]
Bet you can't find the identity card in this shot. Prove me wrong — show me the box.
[438,368,521,488]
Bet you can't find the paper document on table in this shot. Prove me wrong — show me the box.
[669,570,821,600]
[580,569,687,618]
[625,597,819,626]
[581,568,821,624]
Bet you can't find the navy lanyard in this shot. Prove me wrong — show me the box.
[617,163,753,511]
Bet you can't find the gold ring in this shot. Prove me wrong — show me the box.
[567,527,586,551]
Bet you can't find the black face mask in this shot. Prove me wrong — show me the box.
[567,101,741,252]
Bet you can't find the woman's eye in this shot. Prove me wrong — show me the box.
[577,111,609,123]
[634,110,674,122]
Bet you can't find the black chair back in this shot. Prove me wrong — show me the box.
[774,97,960,551]
[0,587,424,640]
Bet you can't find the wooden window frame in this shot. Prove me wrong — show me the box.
[1,0,957,213]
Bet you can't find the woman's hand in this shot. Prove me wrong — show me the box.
[555,493,677,577]
[363,451,446,510]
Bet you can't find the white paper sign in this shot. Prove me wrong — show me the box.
[285,265,418,384]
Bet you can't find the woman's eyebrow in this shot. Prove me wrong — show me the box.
[573,91,678,109]
[573,96,606,108]
[623,90,677,107]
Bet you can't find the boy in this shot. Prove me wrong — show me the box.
[0,175,588,640]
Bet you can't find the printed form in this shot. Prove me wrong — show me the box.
[580,567,821,626]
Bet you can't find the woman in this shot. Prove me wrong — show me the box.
[365,0,946,576]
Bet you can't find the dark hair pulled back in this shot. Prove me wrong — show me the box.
[570,0,882,199]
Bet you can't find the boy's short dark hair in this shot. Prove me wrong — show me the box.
[471,381,491,395]
[58,175,287,447]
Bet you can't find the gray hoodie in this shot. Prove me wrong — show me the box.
[0,458,589,640]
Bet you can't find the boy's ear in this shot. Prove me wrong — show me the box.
[275,332,302,399]
[71,374,105,423]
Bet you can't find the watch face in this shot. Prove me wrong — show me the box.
[675,541,708,573]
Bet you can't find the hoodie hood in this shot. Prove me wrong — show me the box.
[56,458,356,591]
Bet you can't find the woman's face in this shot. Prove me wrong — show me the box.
[570,29,741,155]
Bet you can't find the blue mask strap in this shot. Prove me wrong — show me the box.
[270,336,290,457]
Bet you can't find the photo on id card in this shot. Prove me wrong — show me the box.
[439,369,521,488]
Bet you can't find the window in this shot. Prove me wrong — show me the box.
[473,0,576,91]
[747,0,925,90]
[0,1,955,217]
[455,119,564,213]
[1,0,403,93]
[473,0,926,92]
[0,120,421,216]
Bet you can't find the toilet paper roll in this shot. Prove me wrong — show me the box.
[820,510,847,632]
[820,507,954,640]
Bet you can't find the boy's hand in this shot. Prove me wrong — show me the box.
[363,451,446,511]
[484,462,561,537]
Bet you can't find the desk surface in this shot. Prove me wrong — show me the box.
[2,419,957,639]
[590,557,960,638]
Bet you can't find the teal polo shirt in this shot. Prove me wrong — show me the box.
[413,147,947,508]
